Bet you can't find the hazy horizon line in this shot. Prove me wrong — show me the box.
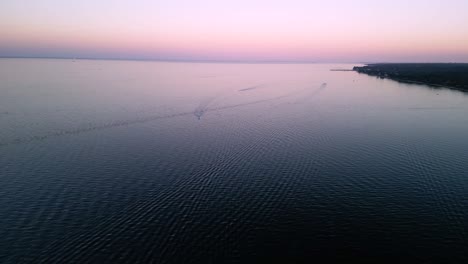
[1,56,467,65]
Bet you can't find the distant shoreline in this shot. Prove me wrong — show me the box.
[353,63,468,92]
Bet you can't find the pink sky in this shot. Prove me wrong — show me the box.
[1,0,468,62]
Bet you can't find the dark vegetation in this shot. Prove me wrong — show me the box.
[353,63,468,91]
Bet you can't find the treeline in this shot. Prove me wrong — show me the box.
[353,63,468,91]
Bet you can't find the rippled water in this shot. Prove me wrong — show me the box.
[1,59,468,262]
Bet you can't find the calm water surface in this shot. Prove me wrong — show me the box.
[1,59,468,262]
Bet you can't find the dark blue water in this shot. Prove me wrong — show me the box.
[1,59,468,263]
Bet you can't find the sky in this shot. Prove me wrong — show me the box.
[1,0,468,62]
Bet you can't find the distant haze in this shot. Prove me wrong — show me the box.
[1,0,468,62]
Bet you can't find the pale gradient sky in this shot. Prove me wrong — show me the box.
[1,0,468,62]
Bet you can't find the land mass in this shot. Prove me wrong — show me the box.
[353,63,468,91]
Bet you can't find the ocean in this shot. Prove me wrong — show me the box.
[1,59,467,262]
